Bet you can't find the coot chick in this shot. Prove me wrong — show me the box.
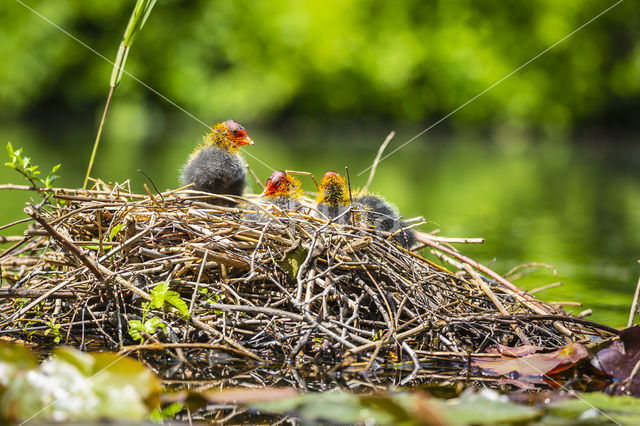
[314,171,350,223]
[261,170,303,211]
[353,194,415,249]
[181,120,253,205]
[315,171,415,248]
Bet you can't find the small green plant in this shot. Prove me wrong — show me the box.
[19,320,37,340]
[128,316,166,343]
[147,282,190,317]
[44,319,62,343]
[86,223,126,251]
[128,282,190,343]
[34,301,45,316]
[148,402,183,423]
[5,142,61,188]
[12,297,28,310]
[200,288,226,314]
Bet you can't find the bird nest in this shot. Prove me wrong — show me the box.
[0,182,617,386]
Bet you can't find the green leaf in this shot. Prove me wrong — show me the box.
[165,291,190,318]
[148,402,183,423]
[546,392,640,424]
[53,346,95,376]
[145,316,166,333]
[277,246,308,281]
[109,223,126,241]
[149,282,169,309]
[123,0,158,46]
[128,316,165,342]
[85,239,113,251]
[111,0,157,87]
[252,392,400,425]
[128,319,144,342]
[91,351,161,401]
[434,389,541,425]
[0,347,162,421]
[14,151,24,167]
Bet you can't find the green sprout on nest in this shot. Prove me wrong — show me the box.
[128,282,190,343]
[44,319,62,344]
[5,142,60,188]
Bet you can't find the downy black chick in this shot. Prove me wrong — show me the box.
[181,120,253,205]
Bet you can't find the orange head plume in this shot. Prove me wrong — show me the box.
[316,171,349,206]
[262,171,302,198]
[206,120,253,152]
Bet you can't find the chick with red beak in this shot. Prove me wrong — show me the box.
[261,171,303,211]
[182,120,253,205]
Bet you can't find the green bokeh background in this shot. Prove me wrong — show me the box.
[1,0,639,326]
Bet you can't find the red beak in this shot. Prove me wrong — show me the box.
[238,137,253,147]
[261,183,273,197]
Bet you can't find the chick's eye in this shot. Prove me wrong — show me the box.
[231,129,239,136]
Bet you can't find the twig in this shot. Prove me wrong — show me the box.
[242,164,262,191]
[137,169,165,202]
[287,170,319,191]
[184,250,208,340]
[24,205,104,281]
[628,271,640,328]
[504,262,557,280]
[345,167,355,226]
[416,235,551,314]
[362,131,395,193]
[463,264,531,345]
[413,231,484,245]
[529,281,563,294]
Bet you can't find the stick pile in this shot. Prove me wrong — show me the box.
[0,183,617,384]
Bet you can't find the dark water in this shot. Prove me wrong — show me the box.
[1,122,638,327]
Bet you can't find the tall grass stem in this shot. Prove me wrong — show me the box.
[83,0,157,188]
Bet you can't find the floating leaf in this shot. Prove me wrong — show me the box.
[0,342,37,383]
[592,325,640,396]
[473,343,588,377]
[252,391,398,425]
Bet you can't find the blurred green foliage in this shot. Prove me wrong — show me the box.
[1,0,639,129]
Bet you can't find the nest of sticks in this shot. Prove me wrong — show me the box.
[0,181,618,385]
